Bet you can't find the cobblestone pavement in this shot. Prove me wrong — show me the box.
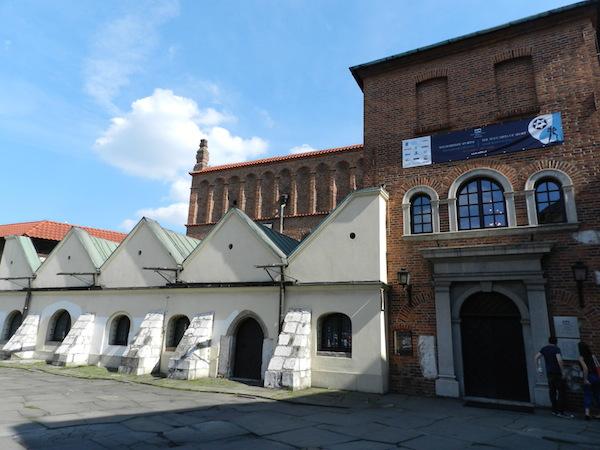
[1,368,600,449]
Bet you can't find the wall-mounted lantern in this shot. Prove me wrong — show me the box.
[397,269,412,306]
[572,261,588,308]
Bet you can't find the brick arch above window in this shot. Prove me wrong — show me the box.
[448,168,516,231]
[402,185,441,235]
[525,169,577,225]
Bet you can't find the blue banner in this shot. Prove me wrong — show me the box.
[402,112,564,168]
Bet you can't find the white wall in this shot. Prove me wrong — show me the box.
[286,285,388,393]
[34,232,96,288]
[182,212,281,283]
[100,223,177,288]
[288,189,388,283]
[0,238,37,290]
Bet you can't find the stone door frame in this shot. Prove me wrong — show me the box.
[421,242,554,406]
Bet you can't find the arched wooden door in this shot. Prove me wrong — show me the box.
[460,292,530,402]
[233,318,264,380]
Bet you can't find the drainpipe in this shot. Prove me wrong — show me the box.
[278,194,289,233]
[278,265,286,334]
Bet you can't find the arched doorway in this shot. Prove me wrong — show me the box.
[460,292,530,402]
[233,317,264,380]
[3,311,22,341]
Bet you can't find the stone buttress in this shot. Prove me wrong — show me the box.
[119,312,164,375]
[264,309,311,390]
[53,313,95,366]
[168,313,214,380]
[2,314,39,360]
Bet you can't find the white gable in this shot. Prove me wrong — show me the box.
[287,188,388,283]
[0,236,40,290]
[182,210,283,283]
[100,220,179,288]
[34,229,98,288]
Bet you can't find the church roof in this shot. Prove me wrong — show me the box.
[192,144,363,174]
[0,220,126,243]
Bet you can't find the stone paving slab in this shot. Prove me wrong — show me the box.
[1,367,600,449]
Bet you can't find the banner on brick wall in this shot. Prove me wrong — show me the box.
[402,112,564,168]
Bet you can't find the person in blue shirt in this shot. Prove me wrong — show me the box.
[535,336,573,418]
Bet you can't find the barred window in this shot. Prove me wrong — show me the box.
[49,310,71,342]
[3,310,22,341]
[109,315,130,346]
[319,313,351,354]
[410,194,433,234]
[458,178,507,230]
[535,178,565,224]
[166,315,190,349]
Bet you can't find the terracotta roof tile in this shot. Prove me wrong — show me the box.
[192,144,363,174]
[0,221,126,243]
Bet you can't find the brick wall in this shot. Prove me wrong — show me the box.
[361,6,600,395]
[186,146,365,240]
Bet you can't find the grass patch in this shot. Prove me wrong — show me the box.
[0,360,345,406]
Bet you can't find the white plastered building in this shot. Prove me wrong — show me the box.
[0,187,389,393]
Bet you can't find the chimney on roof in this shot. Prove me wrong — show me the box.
[194,139,209,171]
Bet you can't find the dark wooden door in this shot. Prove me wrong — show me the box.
[233,318,264,380]
[460,292,530,402]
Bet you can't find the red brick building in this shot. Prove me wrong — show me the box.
[186,142,366,240]
[188,1,600,405]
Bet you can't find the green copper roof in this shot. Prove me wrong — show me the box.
[73,227,119,269]
[17,236,42,272]
[144,219,201,264]
[258,224,300,256]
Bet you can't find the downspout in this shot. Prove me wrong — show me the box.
[22,278,32,318]
[278,265,286,334]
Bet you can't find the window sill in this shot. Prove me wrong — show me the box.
[403,222,580,241]
[317,351,352,358]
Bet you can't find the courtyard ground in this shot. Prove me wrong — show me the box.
[0,366,599,449]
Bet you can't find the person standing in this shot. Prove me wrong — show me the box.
[578,341,600,420]
[535,336,573,418]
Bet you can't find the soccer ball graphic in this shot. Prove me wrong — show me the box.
[528,114,559,144]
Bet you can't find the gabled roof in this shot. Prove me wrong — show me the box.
[99,217,201,273]
[74,228,119,269]
[0,220,126,243]
[158,226,201,264]
[192,144,363,174]
[15,236,42,273]
[183,208,299,267]
[258,224,300,255]
[288,186,389,261]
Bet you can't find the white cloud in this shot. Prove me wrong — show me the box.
[84,0,179,111]
[133,202,189,229]
[97,88,268,230]
[289,144,316,154]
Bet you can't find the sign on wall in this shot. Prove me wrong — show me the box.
[553,316,580,361]
[402,112,564,168]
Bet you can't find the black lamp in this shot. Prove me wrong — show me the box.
[572,261,588,308]
[397,269,412,306]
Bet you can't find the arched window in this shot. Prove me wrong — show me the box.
[319,313,352,354]
[410,194,433,234]
[109,315,130,346]
[3,310,22,341]
[48,310,71,342]
[535,178,565,224]
[166,315,190,349]
[457,178,507,230]
[402,186,440,235]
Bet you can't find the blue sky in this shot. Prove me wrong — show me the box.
[0,0,579,232]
